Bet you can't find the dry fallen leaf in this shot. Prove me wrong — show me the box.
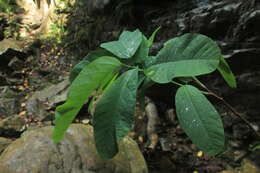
[18,111,27,117]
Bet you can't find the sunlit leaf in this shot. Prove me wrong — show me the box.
[100,29,142,59]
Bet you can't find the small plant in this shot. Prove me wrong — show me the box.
[52,28,238,159]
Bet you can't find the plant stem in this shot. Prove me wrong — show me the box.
[121,63,144,72]
[193,77,260,137]
[121,63,136,69]
[171,80,184,87]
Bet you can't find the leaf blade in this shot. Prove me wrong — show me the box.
[145,59,219,83]
[175,85,225,155]
[93,69,139,159]
[147,26,161,47]
[69,49,114,83]
[145,34,221,83]
[217,56,237,88]
[52,56,122,142]
[100,29,142,59]
[132,35,149,63]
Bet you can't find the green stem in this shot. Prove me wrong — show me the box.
[192,77,207,89]
[121,63,144,72]
[200,90,211,95]
[171,80,183,87]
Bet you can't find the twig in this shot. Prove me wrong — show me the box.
[193,77,260,137]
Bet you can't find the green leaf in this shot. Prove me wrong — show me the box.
[131,27,160,64]
[88,73,119,114]
[147,26,161,47]
[144,56,157,68]
[85,49,115,61]
[132,35,149,63]
[69,59,90,82]
[69,49,114,83]
[100,29,142,59]
[145,34,221,83]
[217,56,237,88]
[175,85,225,155]
[52,56,122,142]
[252,145,260,151]
[93,69,139,159]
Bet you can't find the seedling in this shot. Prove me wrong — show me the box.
[52,28,238,159]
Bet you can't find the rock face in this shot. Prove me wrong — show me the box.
[0,124,148,173]
[172,0,260,73]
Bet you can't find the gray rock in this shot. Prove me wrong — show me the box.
[0,124,148,173]
[26,78,69,120]
[8,56,24,69]
[0,87,20,118]
[0,114,26,136]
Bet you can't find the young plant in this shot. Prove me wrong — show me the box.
[52,28,237,159]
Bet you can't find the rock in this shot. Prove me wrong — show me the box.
[219,159,260,173]
[0,87,20,118]
[0,137,12,154]
[0,124,148,173]
[26,78,69,121]
[0,114,25,137]
[0,39,26,66]
[8,56,24,69]
[0,39,24,55]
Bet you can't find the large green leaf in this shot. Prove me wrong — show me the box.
[100,29,142,59]
[69,59,90,82]
[145,34,221,83]
[144,56,157,68]
[93,69,139,159]
[217,56,237,88]
[69,49,114,82]
[53,56,122,142]
[175,85,225,155]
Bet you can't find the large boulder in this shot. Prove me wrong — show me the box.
[0,124,148,173]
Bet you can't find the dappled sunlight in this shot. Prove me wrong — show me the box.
[16,0,58,37]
